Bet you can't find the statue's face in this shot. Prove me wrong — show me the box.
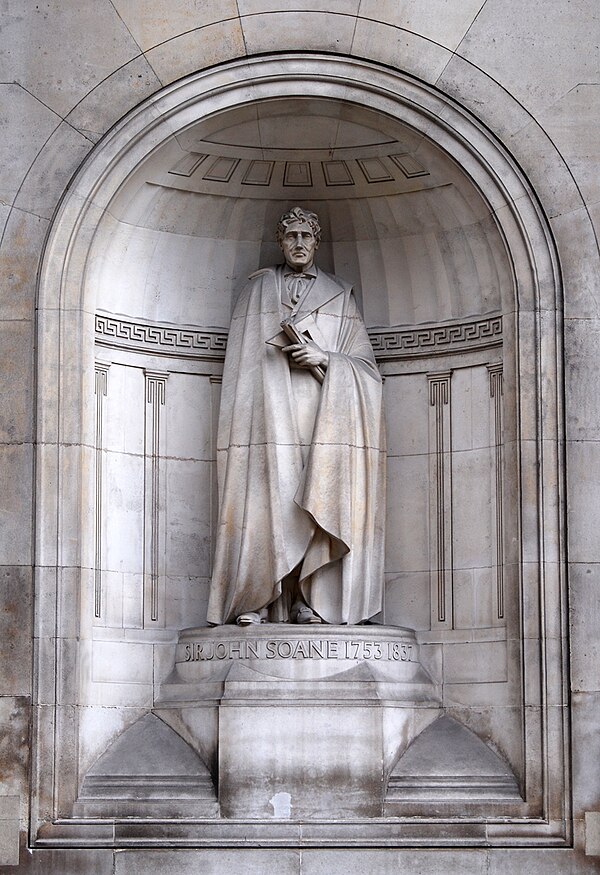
[279,220,318,272]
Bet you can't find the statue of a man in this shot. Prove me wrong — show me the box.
[207,207,386,626]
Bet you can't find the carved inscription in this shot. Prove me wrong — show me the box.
[183,639,414,662]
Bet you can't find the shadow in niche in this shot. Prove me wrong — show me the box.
[385,715,522,815]
[74,713,218,819]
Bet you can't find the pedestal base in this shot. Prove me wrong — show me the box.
[156,625,441,819]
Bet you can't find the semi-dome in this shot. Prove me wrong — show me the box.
[88,97,509,329]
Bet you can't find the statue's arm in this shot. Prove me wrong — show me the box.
[333,291,381,380]
[281,287,378,380]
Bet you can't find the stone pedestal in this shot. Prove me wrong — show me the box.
[156,625,440,819]
[219,702,384,818]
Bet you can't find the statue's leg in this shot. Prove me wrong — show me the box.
[290,571,323,624]
[267,572,296,622]
[299,561,343,624]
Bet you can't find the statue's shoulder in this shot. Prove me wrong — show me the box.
[233,267,278,314]
[319,268,352,295]
[248,266,277,281]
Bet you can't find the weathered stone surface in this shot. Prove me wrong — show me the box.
[113,850,301,874]
[0,85,60,208]
[75,713,217,819]
[535,83,600,209]
[144,20,246,85]
[0,795,19,866]
[571,691,600,813]
[0,2,598,870]
[65,55,162,140]
[0,446,33,566]
[161,623,438,817]
[436,53,532,143]
[0,209,49,321]
[14,122,93,222]
[565,318,600,441]
[569,564,600,694]
[458,0,600,118]
[301,849,487,874]
[0,849,114,874]
[388,714,519,802]
[0,321,33,444]
[358,0,484,49]
[350,18,452,82]
[506,118,585,220]
[0,568,33,697]
[0,0,139,118]
[242,10,356,55]
[567,441,600,564]
[552,207,600,320]
[487,848,600,874]
[0,697,30,813]
[585,811,600,857]
[239,0,360,15]
[113,0,240,51]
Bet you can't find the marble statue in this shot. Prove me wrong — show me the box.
[206,207,386,626]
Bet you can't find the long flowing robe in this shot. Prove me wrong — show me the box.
[206,266,386,625]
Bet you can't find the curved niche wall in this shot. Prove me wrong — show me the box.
[88,93,514,780]
[89,94,511,638]
[33,56,568,846]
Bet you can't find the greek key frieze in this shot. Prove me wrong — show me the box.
[95,314,228,359]
[96,312,501,361]
[368,315,502,359]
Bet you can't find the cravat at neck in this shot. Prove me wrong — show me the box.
[286,273,308,304]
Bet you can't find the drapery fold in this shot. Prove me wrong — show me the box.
[207,267,386,625]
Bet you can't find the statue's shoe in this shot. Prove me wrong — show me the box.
[236,612,262,626]
[294,605,322,624]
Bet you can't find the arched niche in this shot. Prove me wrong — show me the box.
[33,54,568,846]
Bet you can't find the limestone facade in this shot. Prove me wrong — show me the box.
[1,3,600,873]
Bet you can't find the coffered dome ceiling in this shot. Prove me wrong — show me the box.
[91,98,510,328]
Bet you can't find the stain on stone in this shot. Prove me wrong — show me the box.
[0,696,30,796]
[0,567,33,693]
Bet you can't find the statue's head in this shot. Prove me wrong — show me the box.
[277,207,321,272]
[276,207,321,245]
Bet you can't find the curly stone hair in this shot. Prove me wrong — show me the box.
[276,206,321,245]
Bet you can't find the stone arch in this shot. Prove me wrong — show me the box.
[33,53,569,846]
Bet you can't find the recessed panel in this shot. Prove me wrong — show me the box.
[284,161,312,186]
[357,157,394,183]
[322,160,354,186]
[242,160,275,186]
[202,156,240,183]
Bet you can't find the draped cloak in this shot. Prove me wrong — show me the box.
[206,266,386,625]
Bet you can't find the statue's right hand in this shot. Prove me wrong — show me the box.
[283,341,329,370]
